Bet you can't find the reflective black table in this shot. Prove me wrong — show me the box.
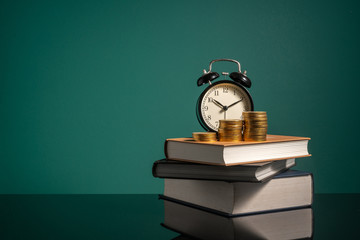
[1,194,359,239]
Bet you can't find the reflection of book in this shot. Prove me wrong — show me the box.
[161,170,313,217]
[164,200,313,240]
[165,135,310,166]
[171,236,194,240]
[152,158,296,182]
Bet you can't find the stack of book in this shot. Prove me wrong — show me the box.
[153,134,313,240]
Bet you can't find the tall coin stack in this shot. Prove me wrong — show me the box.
[218,119,243,142]
[243,111,268,141]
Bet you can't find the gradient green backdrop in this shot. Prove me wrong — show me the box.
[1,0,359,193]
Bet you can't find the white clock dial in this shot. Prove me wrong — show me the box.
[200,82,252,131]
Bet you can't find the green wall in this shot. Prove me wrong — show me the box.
[1,0,359,193]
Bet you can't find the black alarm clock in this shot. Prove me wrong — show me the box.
[196,59,254,132]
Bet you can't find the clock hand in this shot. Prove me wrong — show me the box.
[212,99,226,110]
[227,98,243,108]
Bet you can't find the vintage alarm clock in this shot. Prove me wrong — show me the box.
[196,59,254,132]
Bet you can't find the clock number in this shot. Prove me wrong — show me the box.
[214,90,219,96]
[208,97,213,103]
[223,87,228,93]
[215,121,219,127]
[202,106,208,111]
[234,90,236,95]
[207,115,211,120]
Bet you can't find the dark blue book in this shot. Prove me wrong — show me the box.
[160,170,313,217]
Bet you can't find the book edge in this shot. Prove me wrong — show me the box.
[168,154,311,166]
[159,195,312,218]
[166,135,311,147]
[152,160,296,182]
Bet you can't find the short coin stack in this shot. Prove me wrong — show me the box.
[192,132,217,142]
[243,111,268,141]
[218,119,243,142]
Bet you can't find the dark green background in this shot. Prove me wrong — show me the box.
[1,0,359,193]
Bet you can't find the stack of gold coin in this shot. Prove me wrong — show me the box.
[218,119,243,142]
[243,111,268,141]
[192,132,217,142]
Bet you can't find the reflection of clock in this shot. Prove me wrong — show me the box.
[196,59,254,132]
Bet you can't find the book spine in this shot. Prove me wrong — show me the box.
[152,160,160,178]
[164,140,169,159]
[310,172,314,206]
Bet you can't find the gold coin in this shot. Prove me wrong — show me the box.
[244,134,267,138]
[243,136,267,139]
[243,129,267,133]
[243,133,267,136]
[244,124,268,127]
[243,114,267,119]
[218,131,243,134]
[219,135,242,138]
[244,118,267,122]
[218,125,243,128]
[245,122,267,125]
[218,128,242,132]
[244,136,267,141]
[219,138,242,142]
[244,127,267,131]
[243,111,267,115]
[219,119,242,124]
[244,117,268,120]
[219,135,242,139]
[244,134,267,137]
[192,132,217,142]
[219,121,243,129]
[218,133,242,136]
[243,127,268,131]
[243,128,268,132]
[218,134,242,138]
[243,114,267,117]
[244,120,268,123]
[244,138,267,142]
[244,118,268,121]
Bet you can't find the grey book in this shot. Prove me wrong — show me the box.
[153,158,296,182]
[164,200,313,240]
[161,170,313,217]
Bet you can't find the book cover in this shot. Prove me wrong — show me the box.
[165,135,311,166]
[161,170,313,217]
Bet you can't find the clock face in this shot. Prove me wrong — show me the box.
[198,81,253,131]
